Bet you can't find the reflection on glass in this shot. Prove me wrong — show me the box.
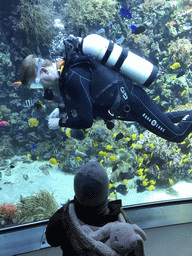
[1,0,192,229]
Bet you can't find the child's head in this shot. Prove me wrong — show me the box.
[20,55,58,89]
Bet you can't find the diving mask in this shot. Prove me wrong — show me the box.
[30,58,44,89]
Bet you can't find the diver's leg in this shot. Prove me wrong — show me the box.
[165,110,192,123]
[126,85,192,142]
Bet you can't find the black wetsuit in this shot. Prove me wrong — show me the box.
[56,53,192,143]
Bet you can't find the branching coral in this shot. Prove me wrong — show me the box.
[15,190,59,224]
[65,0,118,34]
[17,1,55,46]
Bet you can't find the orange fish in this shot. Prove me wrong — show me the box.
[57,60,65,69]
[0,121,9,126]
[169,21,175,26]
[12,81,22,87]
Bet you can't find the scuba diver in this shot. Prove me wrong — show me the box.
[20,34,192,143]
[46,160,147,255]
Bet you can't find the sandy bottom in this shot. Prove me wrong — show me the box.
[1,158,192,208]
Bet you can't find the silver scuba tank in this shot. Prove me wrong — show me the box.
[78,34,158,87]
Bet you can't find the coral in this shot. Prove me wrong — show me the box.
[16,1,55,47]
[28,118,39,127]
[64,0,118,34]
[129,129,192,188]
[142,0,166,13]
[15,190,59,224]
[0,203,18,219]
[0,135,15,158]
[168,37,192,67]
[0,105,11,119]
[127,34,151,56]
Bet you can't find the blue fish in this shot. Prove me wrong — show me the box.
[32,146,36,149]
[131,24,137,32]
[120,6,132,19]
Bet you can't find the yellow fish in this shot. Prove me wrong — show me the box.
[136,168,144,176]
[176,148,181,153]
[109,183,116,189]
[98,151,108,157]
[144,168,149,172]
[138,157,144,163]
[137,145,142,149]
[179,160,183,165]
[65,128,71,138]
[156,165,160,171]
[183,158,189,162]
[142,180,149,186]
[106,145,113,151]
[131,143,137,149]
[149,144,155,149]
[125,137,131,141]
[131,134,137,141]
[109,192,117,199]
[94,138,98,147]
[75,156,82,161]
[49,158,59,165]
[139,133,144,140]
[169,178,174,185]
[147,185,155,191]
[119,148,125,151]
[100,159,104,164]
[169,160,172,167]
[181,154,187,158]
[170,62,181,69]
[153,95,160,101]
[188,169,192,174]
[113,133,117,138]
[121,179,128,183]
[188,133,192,139]
[149,180,156,185]
[143,154,149,159]
[108,155,118,161]
[180,90,187,97]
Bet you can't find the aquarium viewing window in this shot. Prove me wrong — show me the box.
[1,0,192,231]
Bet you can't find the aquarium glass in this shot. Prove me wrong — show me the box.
[1,0,192,228]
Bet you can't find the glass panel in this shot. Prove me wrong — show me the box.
[1,0,192,229]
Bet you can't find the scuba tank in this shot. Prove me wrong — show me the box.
[68,34,158,87]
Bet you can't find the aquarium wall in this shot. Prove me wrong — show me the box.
[1,0,192,229]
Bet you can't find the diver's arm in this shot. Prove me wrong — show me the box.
[59,71,94,129]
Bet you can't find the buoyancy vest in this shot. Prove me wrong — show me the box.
[60,53,133,118]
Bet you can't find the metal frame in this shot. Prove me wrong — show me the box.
[0,198,192,256]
